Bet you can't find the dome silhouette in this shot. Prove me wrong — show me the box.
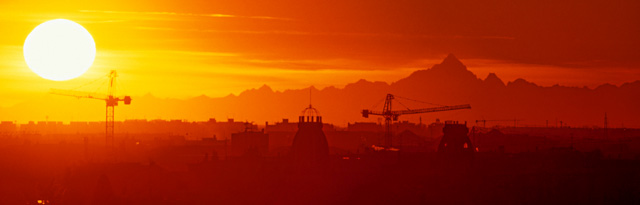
[291,105,329,162]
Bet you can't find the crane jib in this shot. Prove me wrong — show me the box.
[362,104,470,118]
[48,70,131,149]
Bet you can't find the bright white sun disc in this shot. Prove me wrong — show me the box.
[23,19,96,81]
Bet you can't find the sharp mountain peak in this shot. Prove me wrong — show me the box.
[440,53,465,69]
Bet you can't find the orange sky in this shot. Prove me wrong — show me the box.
[0,0,639,107]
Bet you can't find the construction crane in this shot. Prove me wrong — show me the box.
[475,119,522,128]
[50,70,131,148]
[362,94,471,148]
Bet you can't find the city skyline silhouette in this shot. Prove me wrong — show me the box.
[1,0,639,204]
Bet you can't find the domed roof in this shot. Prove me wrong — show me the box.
[291,105,329,161]
[292,123,329,161]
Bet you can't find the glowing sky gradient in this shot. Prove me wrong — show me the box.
[0,0,638,107]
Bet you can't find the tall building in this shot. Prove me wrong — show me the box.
[291,105,329,161]
[437,121,474,157]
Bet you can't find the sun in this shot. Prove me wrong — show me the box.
[23,19,96,81]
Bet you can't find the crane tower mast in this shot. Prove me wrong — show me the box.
[51,70,131,148]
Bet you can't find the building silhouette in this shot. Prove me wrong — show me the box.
[437,121,474,157]
[291,105,329,162]
[231,131,268,157]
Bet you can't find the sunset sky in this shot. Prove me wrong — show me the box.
[0,0,639,107]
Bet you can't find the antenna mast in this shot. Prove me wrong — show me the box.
[309,86,312,107]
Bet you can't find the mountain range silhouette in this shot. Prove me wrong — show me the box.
[2,54,639,127]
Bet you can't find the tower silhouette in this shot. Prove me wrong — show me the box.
[437,121,474,157]
[291,104,329,162]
